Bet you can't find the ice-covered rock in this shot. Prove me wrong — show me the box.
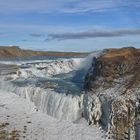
[0,81,82,122]
[83,92,102,125]
[84,47,140,139]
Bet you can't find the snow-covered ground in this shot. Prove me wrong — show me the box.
[0,90,106,140]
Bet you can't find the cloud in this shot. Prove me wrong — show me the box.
[45,28,140,41]
[30,33,44,37]
[21,39,29,42]
[0,0,139,14]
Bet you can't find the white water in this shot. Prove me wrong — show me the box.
[0,53,101,122]
[0,81,82,121]
[19,58,84,78]
[0,53,109,140]
[1,58,84,78]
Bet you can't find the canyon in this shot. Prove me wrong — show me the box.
[0,46,140,140]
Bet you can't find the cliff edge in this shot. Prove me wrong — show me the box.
[84,47,140,140]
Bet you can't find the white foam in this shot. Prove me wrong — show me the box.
[18,58,84,78]
[0,81,82,121]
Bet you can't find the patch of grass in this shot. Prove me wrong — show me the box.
[0,122,9,128]
[0,122,20,140]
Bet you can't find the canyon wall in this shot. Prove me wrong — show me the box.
[84,47,140,139]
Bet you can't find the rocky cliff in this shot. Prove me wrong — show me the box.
[84,47,140,140]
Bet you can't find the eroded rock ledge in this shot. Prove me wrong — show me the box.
[84,47,140,140]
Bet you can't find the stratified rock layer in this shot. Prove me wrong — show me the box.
[84,47,140,140]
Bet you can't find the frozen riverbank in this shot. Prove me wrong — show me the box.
[0,90,106,140]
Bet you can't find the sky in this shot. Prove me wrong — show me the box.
[0,0,140,52]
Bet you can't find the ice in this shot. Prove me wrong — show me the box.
[0,90,106,140]
[0,58,84,77]
[16,58,84,79]
[0,54,101,122]
[0,53,108,139]
[0,81,82,121]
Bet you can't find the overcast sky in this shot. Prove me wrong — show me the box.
[0,0,140,52]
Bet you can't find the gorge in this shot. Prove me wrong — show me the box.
[0,46,140,140]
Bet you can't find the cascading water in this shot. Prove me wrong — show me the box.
[3,58,84,78]
[0,57,84,121]
[0,54,100,122]
[0,81,82,121]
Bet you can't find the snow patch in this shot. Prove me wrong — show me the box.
[0,90,107,140]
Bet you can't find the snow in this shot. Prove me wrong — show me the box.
[0,82,82,121]
[83,93,102,125]
[0,58,85,78]
[0,55,101,122]
[13,58,85,79]
[0,53,108,140]
[0,90,106,140]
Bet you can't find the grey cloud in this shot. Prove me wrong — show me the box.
[21,39,29,42]
[0,0,138,13]
[30,33,44,37]
[45,29,140,41]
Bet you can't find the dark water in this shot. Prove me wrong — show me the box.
[0,55,86,61]
[136,122,140,140]
[6,55,88,96]
[12,68,87,96]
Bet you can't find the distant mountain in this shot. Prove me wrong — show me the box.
[0,46,88,57]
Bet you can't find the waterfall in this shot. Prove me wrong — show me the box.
[0,81,82,121]
[0,53,101,122]
[15,58,85,78]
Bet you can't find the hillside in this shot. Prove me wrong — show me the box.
[0,46,87,57]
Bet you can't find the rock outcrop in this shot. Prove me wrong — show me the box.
[84,47,140,140]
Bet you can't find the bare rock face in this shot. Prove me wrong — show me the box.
[85,47,140,90]
[111,96,137,139]
[84,47,140,139]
